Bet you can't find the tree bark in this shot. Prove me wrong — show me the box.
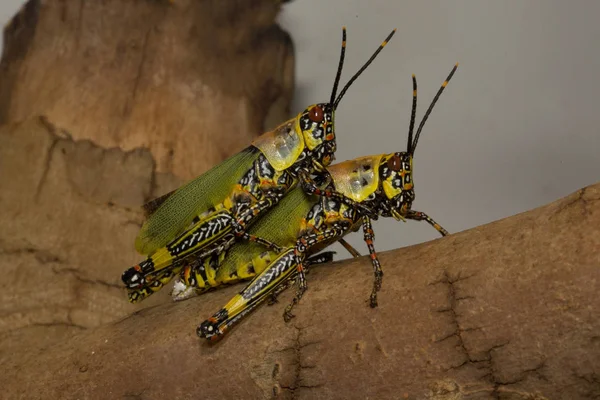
[0,0,294,179]
[1,183,598,399]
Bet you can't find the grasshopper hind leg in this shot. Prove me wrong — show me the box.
[127,266,181,303]
[197,309,230,340]
[198,250,337,341]
[267,251,337,306]
[283,226,347,322]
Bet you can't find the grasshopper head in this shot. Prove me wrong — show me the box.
[299,103,336,170]
[381,152,415,220]
[299,27,396,173]
[384,64,459,221]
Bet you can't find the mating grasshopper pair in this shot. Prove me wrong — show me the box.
[197,64,458,339]
[121,27,458,341]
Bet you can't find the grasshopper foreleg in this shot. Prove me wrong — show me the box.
[405,210,449,236]
[361,216,383,308]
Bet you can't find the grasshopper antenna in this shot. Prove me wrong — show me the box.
[329,27,347,106]
[407,74,418,154]
[411,63,459,155]
[333,28,397,109]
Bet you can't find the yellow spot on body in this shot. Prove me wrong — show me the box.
[442,81,448,88]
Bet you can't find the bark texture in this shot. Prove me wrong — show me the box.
[0,117,177,344]
[1,181,598,399]
[0,0,294,179]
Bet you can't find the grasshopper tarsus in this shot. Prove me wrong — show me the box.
[283,286,305,323]
[369,294,379,309]
[267,278,293,306]
[283,309,296,323]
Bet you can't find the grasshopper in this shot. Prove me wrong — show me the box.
[198,64,459,340]
[121,28,396,293]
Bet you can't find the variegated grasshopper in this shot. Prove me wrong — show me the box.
[121,27,394,299]
[198,64,459,340]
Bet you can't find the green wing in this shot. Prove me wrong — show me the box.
[135,146,260,255]
[217,185,316,278]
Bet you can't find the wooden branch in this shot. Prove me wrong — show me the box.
[2,183,598,399]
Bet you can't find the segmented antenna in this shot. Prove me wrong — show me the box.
[329,27,347,106]
[411,63,459,155]
[407,74,418,154]
[333,28,397,109]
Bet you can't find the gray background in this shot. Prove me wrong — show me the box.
[0,0,22,48]
[2,1,599,259]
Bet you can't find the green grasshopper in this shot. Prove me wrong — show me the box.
[121,28,396,294]
[198,64,459,340]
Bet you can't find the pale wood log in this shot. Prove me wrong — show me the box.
[1,183,598,399]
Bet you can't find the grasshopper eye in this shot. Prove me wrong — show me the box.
[387,155,402,171]
[308,106,324,123]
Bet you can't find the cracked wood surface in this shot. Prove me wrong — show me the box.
[0,117,181,346]
[0,0,294,179]
[1,182,598,399]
